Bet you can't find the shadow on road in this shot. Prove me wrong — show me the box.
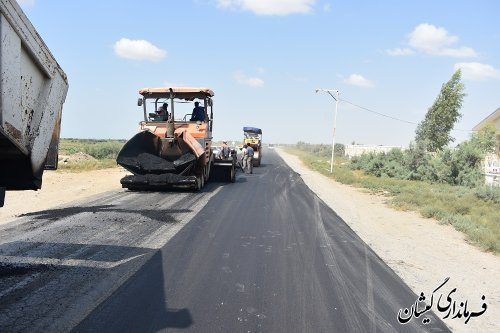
[74,250,193,331]
[18,205,190,223]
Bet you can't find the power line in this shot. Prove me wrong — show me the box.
[341,98,417,125]
[340,98,474,132]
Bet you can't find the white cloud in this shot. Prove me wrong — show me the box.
[386,48,414,56]
[235,72,264,87]
[387,23,477,58]
[409,24,457,51]
[454,62,500,81]
[344,74,374,88]
[217,0,316,16]
[407,23,477,57]
[113,38,167,62]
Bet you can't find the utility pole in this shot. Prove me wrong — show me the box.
[315,89,340,173]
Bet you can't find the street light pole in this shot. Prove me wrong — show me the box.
[315,88,340,173]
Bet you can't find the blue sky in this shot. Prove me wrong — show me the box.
[18,0,500,146]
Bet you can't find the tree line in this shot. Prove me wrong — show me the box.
[350,70,497,188]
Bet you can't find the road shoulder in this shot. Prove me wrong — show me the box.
[0,168,128,225]
[276,148,499,333]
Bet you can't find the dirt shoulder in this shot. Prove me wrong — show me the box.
[275,148,499,333]
[1,154,498,332]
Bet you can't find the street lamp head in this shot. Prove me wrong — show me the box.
[316,88,339,94]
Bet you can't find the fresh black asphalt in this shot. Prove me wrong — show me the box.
[73,150,450,332]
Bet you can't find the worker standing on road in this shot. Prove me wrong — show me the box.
[246,144,254,174]
[240,144,248,171]
[220,141,230,159]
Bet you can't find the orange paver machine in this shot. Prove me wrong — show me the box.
[116,87,236,191]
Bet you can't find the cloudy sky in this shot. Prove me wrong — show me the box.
[17,0,500,146]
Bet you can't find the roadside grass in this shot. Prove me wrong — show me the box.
[59,138,125,159]
[57,159,118,172]
[57,138,124,172]
[284,147,500,254]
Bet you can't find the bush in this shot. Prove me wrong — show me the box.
[84,141,124,159]
[349,127,497,188]
[420,206,447,219]
[295,141,345,158]
[424,149,453,184]
[450,140,488,187]
[475,186,500,204]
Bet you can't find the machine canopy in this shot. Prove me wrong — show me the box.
[243,127,262,134]
[139,87,214,101]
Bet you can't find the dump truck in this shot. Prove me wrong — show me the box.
[243,127,263,167]
[0,0,69,207]
[116,87,236,191]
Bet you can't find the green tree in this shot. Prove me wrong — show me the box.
[445,126,496,187]
[470,123,498,153]
[415,70,466,152]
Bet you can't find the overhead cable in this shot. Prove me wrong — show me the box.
[340,98,473,132]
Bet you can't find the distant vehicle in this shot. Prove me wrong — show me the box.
[268,144,274,149]
[243,127,263,167]
[0,0,68,207]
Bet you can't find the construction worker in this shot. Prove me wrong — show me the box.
[246,143,254,174]
[240,144,248,171]
[190,101,205,121]
[155,103,169,121]
[220,141,230,159]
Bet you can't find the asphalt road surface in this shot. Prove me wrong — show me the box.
[0,150,450,332]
